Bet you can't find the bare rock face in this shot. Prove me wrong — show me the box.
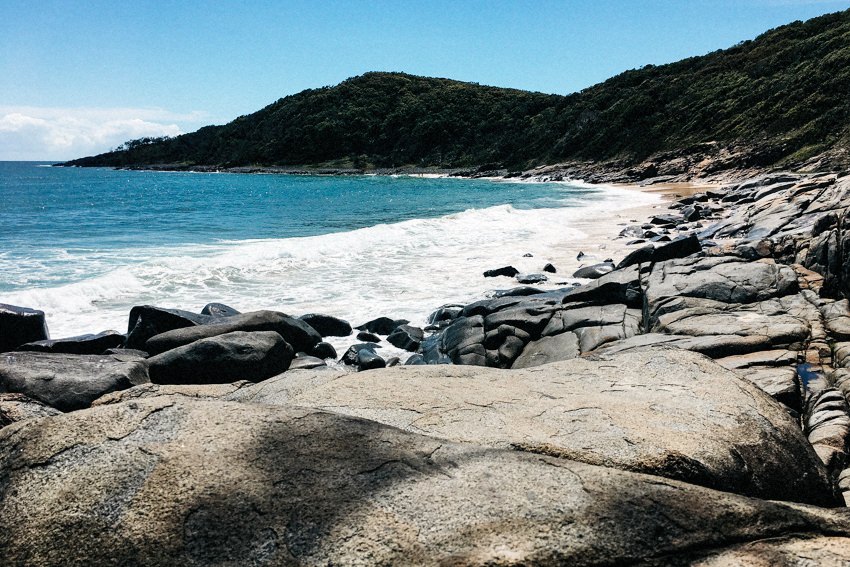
[0,352,149,411]
[0,393,60,428]
[228,349,838,506]
[1,397,849,566]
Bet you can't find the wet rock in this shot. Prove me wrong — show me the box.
[572,261,614,279]
[543,263,557,273]
[404,354,426,365]
[356,331,381,343]
[356,348,385,370]
[0,304,49,353]
[515,273,548,284]
[17,331,124,355]
[356,317,409,335]
[386,325,424,352]
[340,343,381,366]
[491,286,547,298]
[289,355,327,371]
[0,352,149,412]
[298,313,352,337]
[147,331,294,385]
[309,342,337,360]
[483,266,519,278]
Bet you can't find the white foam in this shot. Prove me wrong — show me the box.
[1,184,660,339]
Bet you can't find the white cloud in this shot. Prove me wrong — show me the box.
[0,106,210,161]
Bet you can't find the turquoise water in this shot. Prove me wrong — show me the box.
[0,162,656,338]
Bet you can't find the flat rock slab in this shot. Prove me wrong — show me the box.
[0,352,149,412]
[1,397,849,566]
[228,350,837,505]
[694,536,850,566]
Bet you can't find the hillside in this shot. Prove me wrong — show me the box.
[63,9,850,173]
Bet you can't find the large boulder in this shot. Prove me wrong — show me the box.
[229,349,838,506]
[298,313,352,337]
[145,310,320,355]
[16,331,124,355]
[146,331,294,385]
[0,304,49,352]
[125,305,211,350]
[0,352,149,411]
[355,317,408,335]
[1,397,849,566]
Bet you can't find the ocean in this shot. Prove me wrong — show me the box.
[0,161,658,344]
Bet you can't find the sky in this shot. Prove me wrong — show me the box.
[1,0,849,160]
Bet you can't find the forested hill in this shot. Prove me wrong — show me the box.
[64,9,850,172]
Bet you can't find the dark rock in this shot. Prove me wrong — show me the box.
[618,235,701,269]
[650,214,682,226]
[522,252,533,257]
[572,262,614,279]
[512,332,580,368]
[356,317,409,335]
[543,263,557,273]
[619,226,645,238]
[0,352,149,411]
[356,349,386,370]
[147,331,294,385]
[515,273,548,284]
[356,331,381,343]
[626,239,646,245]
[298,313,352,337]
[404,354,427,365]
[491,286,547,298]
[385,356,401,367]
[561,265,643,307]
[576,251,586,260]
[309,342,337,360]
[386,325,424,352]
[102,348,149,359]
[125,305,211,350]
[17,331,124,355]
[483,266,519,278]
[145,310,321,356]
[200,303,241,318]
[681,205,702,222]
[427,305,463,325]
[340,343,381,366]
[650,235,672,243]
[0,304,49,353]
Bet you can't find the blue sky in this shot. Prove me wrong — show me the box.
[1,0,848,160]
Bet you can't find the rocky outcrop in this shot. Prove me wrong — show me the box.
[2,396,849,566]
[0,393,61,427]
[298,313,352,337]
[0,352,149,411]
[228,349,838,505]
[124,305,211,350]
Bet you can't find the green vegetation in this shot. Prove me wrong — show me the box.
[65,9,850,171]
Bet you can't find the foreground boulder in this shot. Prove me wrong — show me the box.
[1,397,848,566]
[146,331,294,385]
[145,310,320,355]
[0,304,49,352]
[229,349,837,505]
[0,352,149,411]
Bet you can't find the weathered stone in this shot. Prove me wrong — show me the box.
[356,331,381,343]
[200,303,241,318]
[0,352,149,412]
[511,332,580,368]
[91,381,253,406]
[230,350,838,505]
[309,342,337,360]
[356,317,409,335]
[694,536,850,566]
[515,273,548,284]
[572,262,614,279]
[147,331,294,385]
[0,393,61,428]
[2,397,849,565]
